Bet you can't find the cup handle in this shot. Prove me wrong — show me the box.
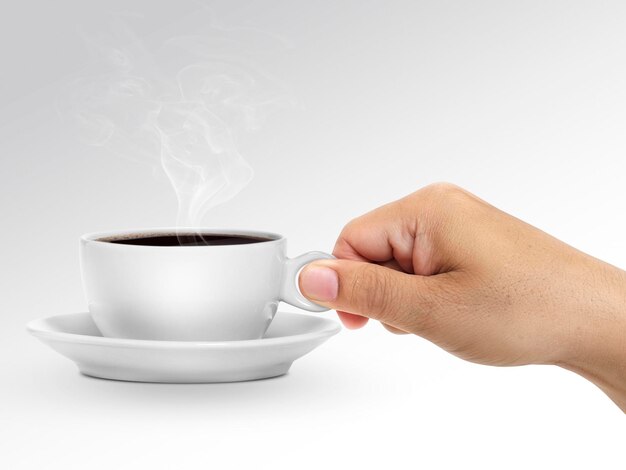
[280,251,335,312]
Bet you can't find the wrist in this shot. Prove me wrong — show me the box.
[555,261,626,411]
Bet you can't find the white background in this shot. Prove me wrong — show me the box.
[1,1,625,468]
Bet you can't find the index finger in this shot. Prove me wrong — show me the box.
[332,198,419,274]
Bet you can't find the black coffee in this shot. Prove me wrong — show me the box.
[101,233,272,247]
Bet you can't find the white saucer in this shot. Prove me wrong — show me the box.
[27,312,341,383]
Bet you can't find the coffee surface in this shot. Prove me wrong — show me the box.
[102,233,272,247]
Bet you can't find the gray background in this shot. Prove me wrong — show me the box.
[1,1,625,468]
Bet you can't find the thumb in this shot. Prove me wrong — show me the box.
[298,259,438,332]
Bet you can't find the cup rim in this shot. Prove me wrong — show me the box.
[81,227,284,248]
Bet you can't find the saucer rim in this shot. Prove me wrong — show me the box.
[26,311,341,350]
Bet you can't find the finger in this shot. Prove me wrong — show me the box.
[299,259,440,333]
[333,185,469,276]
[337,311,369,329]
[333,202,417,273]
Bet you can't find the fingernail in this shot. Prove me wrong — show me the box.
[299,263,338,302]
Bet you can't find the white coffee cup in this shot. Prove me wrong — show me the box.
[80,228,333,341]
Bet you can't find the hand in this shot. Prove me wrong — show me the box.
[299,183,626,411]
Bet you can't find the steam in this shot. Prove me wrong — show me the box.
[59,19,292,227]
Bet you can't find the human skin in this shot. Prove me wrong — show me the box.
[298,183,626,411]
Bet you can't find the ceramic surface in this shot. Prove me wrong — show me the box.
[80,228,333,341]
[27,312,341,383]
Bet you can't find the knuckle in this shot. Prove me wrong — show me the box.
[337,216,363,244]
[416,182,474,224]
[334,219,364,257]
[342,214,365,234]
[421,182,469,204]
